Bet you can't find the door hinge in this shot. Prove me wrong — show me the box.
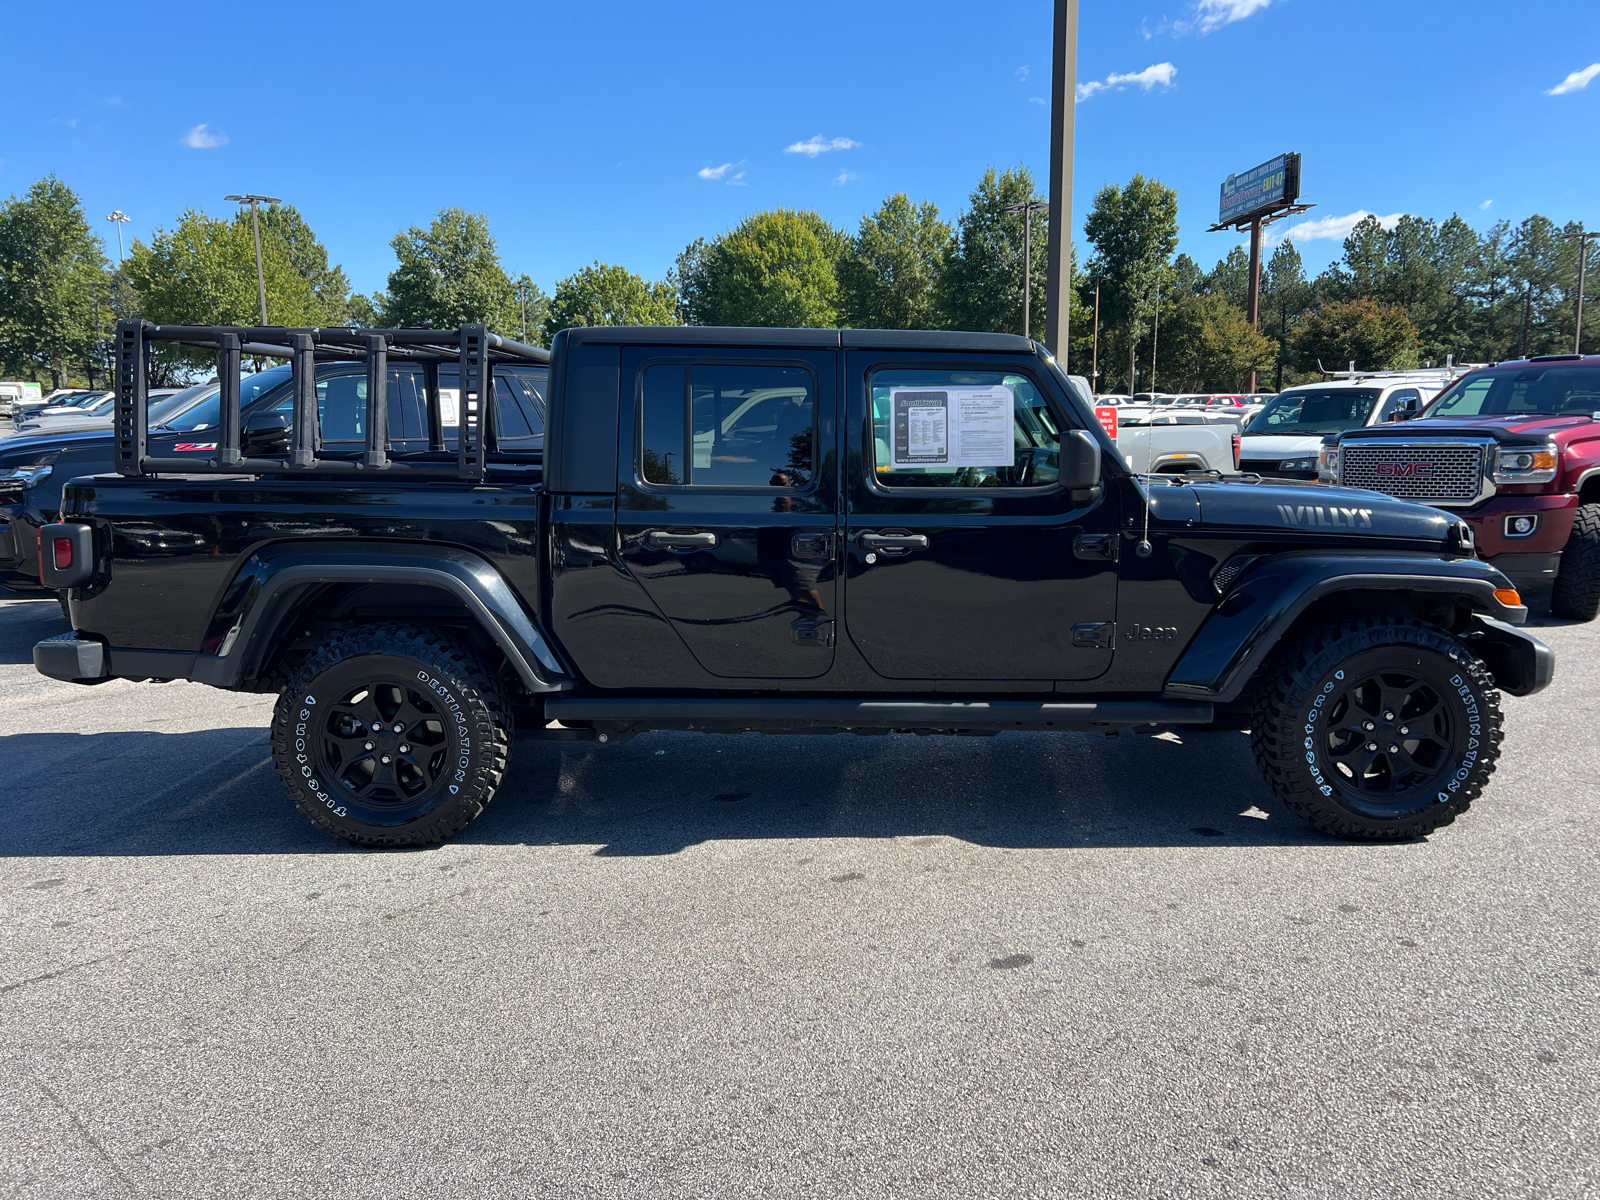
[791,619,835,647]
[1071,621,1115,649]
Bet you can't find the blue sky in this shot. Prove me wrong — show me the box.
[5,0,1599,298]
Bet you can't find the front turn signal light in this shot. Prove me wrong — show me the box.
[1494,587,1523,607]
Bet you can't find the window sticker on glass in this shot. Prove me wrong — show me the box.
[889,385,1015,469]
[436,388,460,427]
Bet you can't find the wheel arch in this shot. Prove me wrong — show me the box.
[1163,552,1529,704]
[192,542,569,694]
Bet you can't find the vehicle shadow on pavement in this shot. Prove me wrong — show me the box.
[0,724,1330,858]
[0,589,66,664]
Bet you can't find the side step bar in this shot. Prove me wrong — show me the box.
[543,697,1213,731]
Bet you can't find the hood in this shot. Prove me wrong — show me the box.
[0,427,116,464]
[1343,413,1591,446]
[1237,434,1323,457]
[1181,477,1458,543]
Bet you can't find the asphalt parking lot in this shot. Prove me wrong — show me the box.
[1,590,1596,1199]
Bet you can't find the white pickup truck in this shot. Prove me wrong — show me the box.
[1108,407,1239,475]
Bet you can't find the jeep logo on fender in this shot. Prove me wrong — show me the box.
[1375,462,1432,477]
[1276,504,1374,528]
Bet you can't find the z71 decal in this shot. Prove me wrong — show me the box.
[1276,504,1373,529]
[173,442,218,452]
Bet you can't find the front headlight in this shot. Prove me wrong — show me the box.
[1317,445,1341,482]
[1281,456,1318,472]
[1492,443,1557,484]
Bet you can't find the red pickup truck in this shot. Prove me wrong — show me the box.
[1322,354,1600,618]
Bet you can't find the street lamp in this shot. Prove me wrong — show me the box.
[1566,228,1600,355]
[105,210,130,264]
[224,194,282,325]
[1004,199,1049,340]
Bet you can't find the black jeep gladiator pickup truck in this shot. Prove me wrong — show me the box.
[34,321,1553,847]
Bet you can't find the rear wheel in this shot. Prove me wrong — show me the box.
[1250,616,1502,840]
[1551,503,1600,621]
[270,623,510,847]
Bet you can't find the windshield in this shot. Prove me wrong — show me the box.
[1422,366,1600,419]
[1244,388,1381,435]
[159,366,292,432]
[146,381,219,426]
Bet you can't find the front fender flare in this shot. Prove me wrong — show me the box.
[191,543,569,693]
[1163,551,1527,703]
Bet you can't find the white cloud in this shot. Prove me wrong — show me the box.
[784,134,859,158]
[1268,210,1404,246]
[1191,0,1272,33]
[181,123,228,149]
[1076,62,1177,102]
[834,171,857,186]
[698,161,746,185]
[1028,96,1047,106]
[1548,63,1600,95]
[1015,65,1030,81]
[1479,199,1493,211]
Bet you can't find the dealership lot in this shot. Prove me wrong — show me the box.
[1,590,1596,1199]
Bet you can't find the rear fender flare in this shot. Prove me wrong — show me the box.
[194,543,568,693]
[1163,552,1528,703]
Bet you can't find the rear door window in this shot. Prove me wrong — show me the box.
[638,363,815,489]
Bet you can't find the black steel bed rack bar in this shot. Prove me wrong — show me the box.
[113,321,548,482]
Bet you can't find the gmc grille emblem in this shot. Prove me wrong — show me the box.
[1375,462,1433,477]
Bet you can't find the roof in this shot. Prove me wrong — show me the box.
[560,326,1038,353]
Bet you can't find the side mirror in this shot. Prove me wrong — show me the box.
[1389,397,1420,422]
[1062,428,1102,501]
[243,409,291,455]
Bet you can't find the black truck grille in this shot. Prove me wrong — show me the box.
[1340,444,1484,503]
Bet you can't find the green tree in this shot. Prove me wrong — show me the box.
[937,166,1048,337]
[1082,173,1179,391]
[1204,245,1251,310]
[1263,239,1313,389]
[541,262,678,343]
[838,193,953,329]
[1161,293,1278,391]
[381,208,518,333]
[678,209,845,328]
[124,208,325,374]
[1292,298,1420,373]
[247,203,351,323]
[0,176,109,388]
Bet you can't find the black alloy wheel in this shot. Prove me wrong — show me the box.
[271,623,510,847]
[1250,615,1504,840]
[1319,669,1454,813]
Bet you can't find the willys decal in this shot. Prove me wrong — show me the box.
[1276,504,1374,529]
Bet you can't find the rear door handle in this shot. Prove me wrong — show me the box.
[645,529,719,549]
[858,532,929,554]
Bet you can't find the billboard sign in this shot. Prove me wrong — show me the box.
[1219,152,1301,226]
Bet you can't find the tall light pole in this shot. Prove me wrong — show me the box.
[1004,199,1049,339]
[105,210,130,264]
[1090,281,1101,389]
[224,194,282,325]
[1044,0,1079,361]
[1567,228,1600,355]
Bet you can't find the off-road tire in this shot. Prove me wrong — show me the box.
[270,623,510,847]
[1551,503,1600,621]
[1250,616,1503,840]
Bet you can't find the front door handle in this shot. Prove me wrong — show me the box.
[858,532,929,554]
[645,529,719,549]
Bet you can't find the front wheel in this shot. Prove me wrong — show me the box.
[270,623,511,847]
[1551,503,1600,621]
[1250,616,1503,840]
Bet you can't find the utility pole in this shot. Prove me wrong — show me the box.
[513,280,533,344]
[1566,228,1600,354]
[1043,0,1078,360]
[89,280,102,389]
[105,210,130,264]
[1245,217,1263,392]
[1150,283,1161,394]
[1091,281,1101,389]
[224,194,282,325]
[1004,199,1048,339]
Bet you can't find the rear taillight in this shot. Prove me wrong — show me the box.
[1231,432,1241,470]
[53,537,73,570]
